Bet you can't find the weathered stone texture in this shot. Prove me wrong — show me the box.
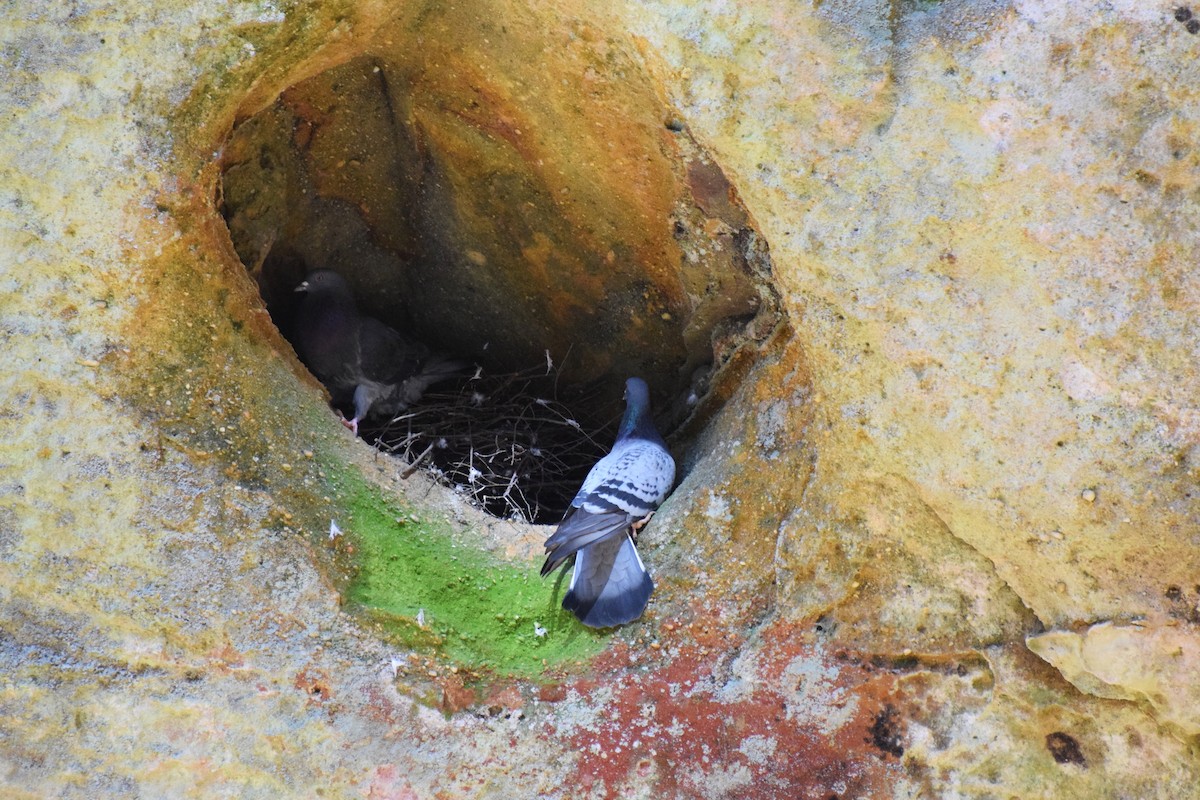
[2,1,1198,797]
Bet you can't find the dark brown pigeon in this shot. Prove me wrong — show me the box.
[292,270,462,434]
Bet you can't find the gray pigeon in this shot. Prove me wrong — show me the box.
[541,377,675,627]
[293,270,462,434]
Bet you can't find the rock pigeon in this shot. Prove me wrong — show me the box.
[292,270,462,434]
[541,377,675,627]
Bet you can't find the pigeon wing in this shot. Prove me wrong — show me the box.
[540,507,632,576]
[542,439,674,575]
[374,353,470,416]
[355,317,428,386]
[573,439,675,515]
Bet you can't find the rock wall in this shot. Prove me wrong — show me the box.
[2,0,1198,797]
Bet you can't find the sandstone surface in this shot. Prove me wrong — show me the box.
[2,1,1198,797]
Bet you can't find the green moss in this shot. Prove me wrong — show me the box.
[336,472,607,677]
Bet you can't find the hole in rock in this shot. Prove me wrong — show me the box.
[217,9,780,523]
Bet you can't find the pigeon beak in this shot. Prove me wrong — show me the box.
[294,281,309,293]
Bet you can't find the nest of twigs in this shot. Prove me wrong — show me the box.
[362,365,618,524]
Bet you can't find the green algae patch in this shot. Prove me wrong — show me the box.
[338,475,608,677]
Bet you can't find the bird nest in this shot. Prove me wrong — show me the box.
[361,365,617,524]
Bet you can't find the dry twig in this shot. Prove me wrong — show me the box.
[363,365,616,523]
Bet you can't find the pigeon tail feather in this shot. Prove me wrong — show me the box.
[562,534,654,628]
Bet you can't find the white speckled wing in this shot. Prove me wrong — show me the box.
[573,438,675,517]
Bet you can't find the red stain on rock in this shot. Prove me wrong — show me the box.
[483,683,524,714]
[362,682,409,728]
[294,667,334,706]
[205,641,246,671]
[365,765,422,800]
[537,683,569,703]
[438,672,479,714]
[544,616,908,798]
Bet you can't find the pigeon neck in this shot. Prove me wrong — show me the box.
[325,289,358,314]
[617,402,659,443]
[305,287,358,321]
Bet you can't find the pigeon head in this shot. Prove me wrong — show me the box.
[296,269,354,300]
[618,377,657,441]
